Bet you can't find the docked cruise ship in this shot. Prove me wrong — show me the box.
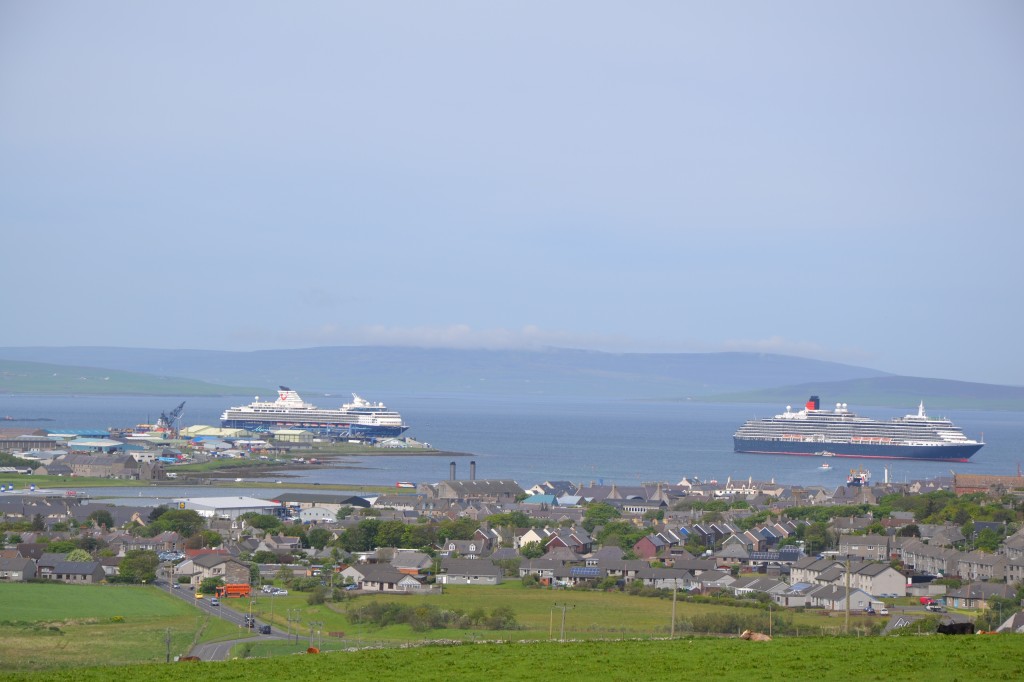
[220,387,408,438]
[733,396,983,461]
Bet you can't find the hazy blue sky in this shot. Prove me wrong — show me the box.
[1,2,1021,385]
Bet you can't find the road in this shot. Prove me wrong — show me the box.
[155,574,289,661]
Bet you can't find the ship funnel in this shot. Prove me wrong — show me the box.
[470,460,476,481]
[806,396,820,411]
[450,461,456,480]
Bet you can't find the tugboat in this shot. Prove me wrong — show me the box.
[846,466,871,487]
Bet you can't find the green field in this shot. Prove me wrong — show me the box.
[1,582,1020,680]
[5,635,1023,682]
[0,359,259,396]
[235,582,881,651]
[0,583,251,671]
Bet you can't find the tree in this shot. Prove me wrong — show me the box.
[48,540,77,553]
[200,530,224,548]
[897,524,921,538]
[239,512,284,533]
[253,550,280,564]
[307,527,332,550]
[150,509,205,537]
[120,550,160,583]
[521,541,545,559]
[31,514,45,531]
[88,509,115,529]
[200,577,224,594]
[801,521,832,554]
[582,502,621,532]
[66,549,92,562]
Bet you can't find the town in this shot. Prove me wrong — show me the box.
[3,420,1024,664]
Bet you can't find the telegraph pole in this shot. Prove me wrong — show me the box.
[670,583,677,638]
[165,628,172,663]
[844,557,851,635]
[556,603,574,642]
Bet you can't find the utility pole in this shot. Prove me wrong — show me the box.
[287,609,302,643]
[670,583,677,639]
[556,603,574,642]
[844,556,851,635]
[165,628,171,663]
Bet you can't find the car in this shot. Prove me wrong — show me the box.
[272,588,288,596]
[172,583,180,589]
[244,616,255,628]
[259,625,272,634]
[210,598,220,606]
[344,583,359,591]
[879,608,889,615]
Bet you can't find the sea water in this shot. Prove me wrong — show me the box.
[2,392,1022,489]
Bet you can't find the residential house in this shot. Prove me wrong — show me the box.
[438,539,489,559]
[0,556,36,581]
[340,563,422,592]
[955,552,1007,582]
[439,558,503,585]
[635,567,696,590]
[634,533,670,560]
[544,527,592,555]
[390,550,434,576]
[187,554,250,587]
[47,561,106,584]
[946,582,1016,610]
[839,534,891,561]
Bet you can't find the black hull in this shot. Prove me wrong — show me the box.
[733,437,982,462]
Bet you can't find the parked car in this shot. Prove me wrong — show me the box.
[344,583,359,591]
[879,608,889,615]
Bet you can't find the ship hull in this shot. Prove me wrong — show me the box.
[733,437,982,462]
[221,417,407,439]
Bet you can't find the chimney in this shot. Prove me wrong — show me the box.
[450,461,456,480]
[470,460,476,481]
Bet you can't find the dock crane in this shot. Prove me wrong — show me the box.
[156,401,186,438]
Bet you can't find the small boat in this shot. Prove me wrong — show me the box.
[234,477,243,482]
[819,462,832,470]
[396,481,416,489]
[816,450,836,457]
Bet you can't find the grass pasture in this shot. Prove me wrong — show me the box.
[5,635,1023,682]
[235,582,880,656]
[0,583,247,671]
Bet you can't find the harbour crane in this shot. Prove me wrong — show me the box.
[156,401,186,438]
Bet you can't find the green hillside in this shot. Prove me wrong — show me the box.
[5,636,1023,682]
[0,359,259,396]
[706,375,1024,411]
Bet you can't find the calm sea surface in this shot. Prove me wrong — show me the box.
[3,392,1023,493]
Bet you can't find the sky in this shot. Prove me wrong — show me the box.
[1,2,1022,385]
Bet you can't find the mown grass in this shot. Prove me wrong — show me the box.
[0,583,251,671]
[5,635,1023,682]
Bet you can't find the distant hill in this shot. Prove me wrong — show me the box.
[1,345,1021,409]
[708,376,1024,411]
[0,346,888,398]
[0,359,260,396]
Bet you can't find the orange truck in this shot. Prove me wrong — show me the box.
[215,583,252,598]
